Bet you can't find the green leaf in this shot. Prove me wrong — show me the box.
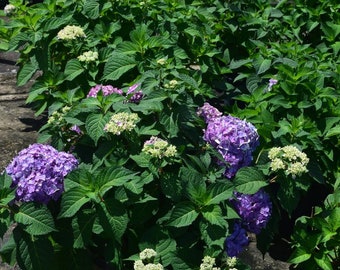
[325,125,340,138]
[85,113,110,145]
[43,17,71,31]
[64,59,84,81]
[234,167,267,194]
[289,248,311,264]
[58,187,91,218]
[206,181,234,205]
[26,81,49,104]
[103,53,137,81]
[14,228,56,270]
[314,253,333,270]
[96,199,128,242]
[82,0,100,19]
[96,167,138,196]
[168,201,199,228]
[155,238,176,267]
[14,203,56,236]
[202,205,227,228]
[17,56,39,86]
[72,210,96,249]
[256,59,272,75]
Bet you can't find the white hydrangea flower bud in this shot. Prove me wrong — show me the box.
[57,25,86,40]
[104,112,139,135]
[139,248,157,261]
[4,4,16,15]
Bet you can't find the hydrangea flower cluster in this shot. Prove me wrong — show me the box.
[202,111,259,178]
[104,112,139,135]
[225,222,249,257]
[267,78,278,92]
[134,248,163,270]
[86,83,143,103]
[197,102,222,122]
[6,144,78,204]
[47,106,71,126]
[232,189,272,234]
[164,79,178,89]
[4,4,16,16]
[87,84,123,98]
[142,136,177,159]
[77,51,98,62]
[199,256,221,270]
[127,84,144,103]
[226,256,238,270]
[57,25,86,40]
[268,145,309,178]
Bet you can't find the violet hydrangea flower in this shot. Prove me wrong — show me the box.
[6,144,78,204]
[203,114,259,178]
[232,189,272,234]
[225,222,249,257]
[87,84,123,98]
[126,84,143,103]
[197,102,223,122]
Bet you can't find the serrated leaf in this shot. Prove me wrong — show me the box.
[168,202,199,228]
[14,227,56,270]
[289,248,311,264]
[103,53,137,81]
[229,58,252,70]
[14,203,56,236]
[234,167,267,194]
[43,17,70,31]
[82,0,100,19]
[26,82,48,103]
[325,125,340,138]
[58,187,91,218]
[202,205,227,227]
[96,199,128,242]
[17,57,39,86]
[206,181,234,205]
[85,113,110,145]
[72,210,96,249]
[64,59,84,81]
[256,59,271,74]
[96,167,138,196]
[156,238,177,267]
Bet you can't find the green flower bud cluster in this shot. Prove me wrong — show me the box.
[57,25,86,40]
[268,145,309,178]
[226,256,238,270]
[199,256,220,270]
[78,51,98,62]
[134,249,163,270]
[142,136,177,159]
[104,112,139,135]
[47,106,71,126]
[164,80,178,89]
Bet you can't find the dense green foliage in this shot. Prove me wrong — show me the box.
[0,0,339,269]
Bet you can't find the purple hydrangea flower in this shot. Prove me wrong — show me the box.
[126,84,143,103]
[87,84,123,98]
[267,78,278,92]
[197,102,223,122]
[232,189,272,234]
[6,144,78,204]
[225,222,249,257]
[70,125,82,134]
[203,115,259,178]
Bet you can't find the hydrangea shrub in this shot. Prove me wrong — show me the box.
[0,0,339,269]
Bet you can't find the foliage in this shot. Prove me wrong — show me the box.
[289,186,340,269]
[0,0,339,269]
